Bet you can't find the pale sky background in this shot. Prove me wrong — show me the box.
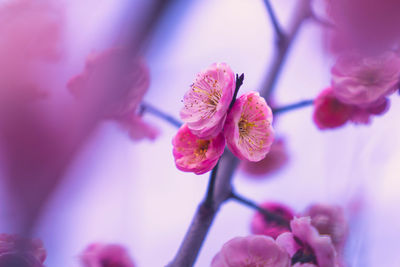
[1,0,399,266]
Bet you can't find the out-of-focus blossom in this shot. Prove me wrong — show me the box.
[0,234,46,267]
[68,48,158,141]
[118,115,159,141]
[276,217,338,267]
[313,88,389,129]
[80,243,135,267]
[331,52,400,106]
[224,92,274,162]
[172,124,225,175]
[303,204,348,252]
[313,88,354,129]
[251,202,294,239]
[240,137,288,178]
[68,48,150,118]
[180,63,235,138]
[325,0,400,52]
[211,235,290,267]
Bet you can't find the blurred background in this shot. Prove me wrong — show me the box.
[1,0,400,266]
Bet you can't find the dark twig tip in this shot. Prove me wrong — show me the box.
[229,73,245,110]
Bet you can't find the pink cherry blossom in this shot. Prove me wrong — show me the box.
[80,243,135,267]
[224,91,274,162]
[276,217,338,267]
[303,204,348,252]
[331,52,400,106]
[172,124,225,175]
[251,202,294,239]
[0,234,46,267]
[211,235,290,267]
[240,137,288,178]
[180,63,235,138]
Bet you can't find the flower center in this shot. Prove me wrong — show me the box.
[291,242,317,266]
[238,117,256,137]
[359,69,380,86]
[194,139,210,158]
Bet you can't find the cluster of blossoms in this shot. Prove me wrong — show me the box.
[212,203,347,267]
[313,52,400,129]
[173,63,274,174]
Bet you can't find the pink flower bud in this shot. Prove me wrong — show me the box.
[211,235,290,267]
[172,124,225,175]
[313,88,353,129]
[224,92,274,162]
[180,63,235,138]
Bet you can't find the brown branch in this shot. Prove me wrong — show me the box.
[260,0,312,100]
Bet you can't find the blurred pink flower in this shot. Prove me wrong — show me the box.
[349,98,389,124]
[80,243,135,267]
[118,115,159,141]
[331,52,400,106]
[224,92,274,162]
[211,235,290,267]
[303,204,348,252]
[68,48,158,141]
[313,88,354,129]
[240,137,288,178]
[251,202,294,239]
[0,234,46,267]
[172,124,225,175]
[325,0,400,52]
[313,88,389,129]
[276,217,338,267]
[68,48,150,118]
[180,63,235,138]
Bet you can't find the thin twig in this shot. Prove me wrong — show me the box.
[263,0,285,41]
[140,102,182,128]
[272,99,314,115]
[230,191,289,227]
